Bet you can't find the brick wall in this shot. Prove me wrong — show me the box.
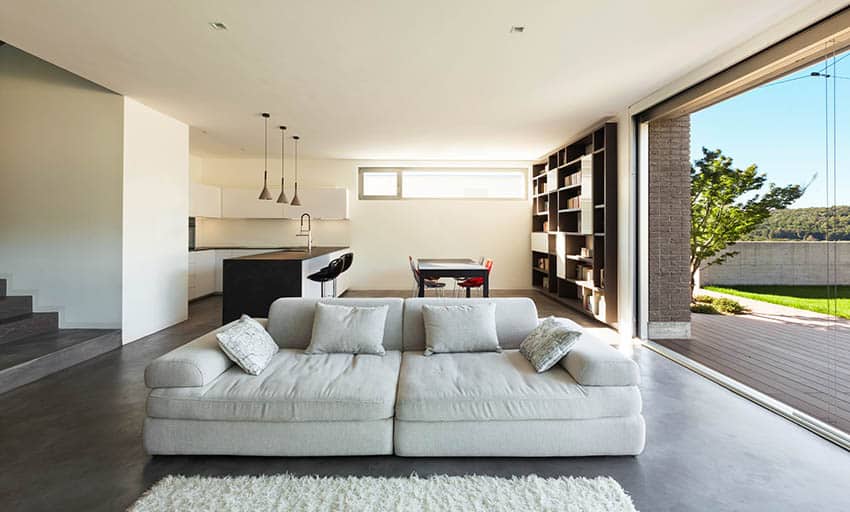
[647,115,691,338]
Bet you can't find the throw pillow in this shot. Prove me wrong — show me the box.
[216,315,279,375]
[519,316,582,372]
[305,303,389,355]
[422,303,500,355]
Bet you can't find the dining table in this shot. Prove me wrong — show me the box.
[416,258,490,297]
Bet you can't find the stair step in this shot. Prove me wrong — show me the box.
[0,296,33,321]
[0,279,6,297]
[0,312,58,344]
[0,329,121,394]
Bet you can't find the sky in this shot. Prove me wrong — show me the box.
[690,50,850,208]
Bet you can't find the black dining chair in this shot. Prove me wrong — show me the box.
[408,256,445,297]
[308,257,345,297]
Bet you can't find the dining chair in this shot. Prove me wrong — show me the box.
[450,256,485,295]
[408,256,446,297]
[457,258,493,297]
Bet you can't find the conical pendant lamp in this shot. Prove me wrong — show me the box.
[258,113,273,200]
[290,135,302,206]
[276,125,289,204]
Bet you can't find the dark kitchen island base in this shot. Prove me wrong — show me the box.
[222,246,350,324]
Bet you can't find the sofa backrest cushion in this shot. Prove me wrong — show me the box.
[403,298,539,351]
[267,298,404,351]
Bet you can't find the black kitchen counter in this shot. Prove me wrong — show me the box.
[222,247,351,323]
[189,246,290,252]
[229,246,349,261]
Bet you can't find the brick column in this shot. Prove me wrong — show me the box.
[647,115,691,338]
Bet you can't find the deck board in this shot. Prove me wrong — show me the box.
[655,311,850,434]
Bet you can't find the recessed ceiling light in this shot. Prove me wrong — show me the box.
[510,26,525,33]
[209,22,228,31]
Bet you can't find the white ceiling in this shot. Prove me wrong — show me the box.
[0,0,825,160]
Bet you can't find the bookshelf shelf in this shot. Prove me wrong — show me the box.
[529,121,618,327]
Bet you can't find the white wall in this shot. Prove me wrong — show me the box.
[122,98,189,343]
[0,45,123,328]
[196,157,532,289]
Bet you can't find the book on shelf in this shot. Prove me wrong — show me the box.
[564,173,581,187]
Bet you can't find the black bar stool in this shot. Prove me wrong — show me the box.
[340,253,353,273]
[307,257,344,298]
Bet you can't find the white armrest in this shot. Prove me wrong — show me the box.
[144,318,268,388]
[560,335,639,386]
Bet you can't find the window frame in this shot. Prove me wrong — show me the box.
[357,166,528,201]
[357,168,402,200]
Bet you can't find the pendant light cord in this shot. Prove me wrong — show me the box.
[281,127,286,185]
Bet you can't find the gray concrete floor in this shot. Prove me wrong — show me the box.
[1,294,849,511]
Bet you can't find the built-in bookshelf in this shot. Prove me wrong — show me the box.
[531,121,618,327]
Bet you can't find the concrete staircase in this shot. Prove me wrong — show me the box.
[0,278,121,394]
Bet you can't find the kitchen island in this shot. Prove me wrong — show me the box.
[222,246,351,323]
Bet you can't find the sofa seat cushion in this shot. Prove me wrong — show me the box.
[396,350,641,422]
[147,350,401,422]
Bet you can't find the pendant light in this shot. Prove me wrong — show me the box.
[257,112,273,200]
[276,126,289,203]
[290,135,302,206]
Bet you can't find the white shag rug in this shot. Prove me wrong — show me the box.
[130,474,637,512]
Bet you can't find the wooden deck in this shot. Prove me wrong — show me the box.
[655,308,850,434]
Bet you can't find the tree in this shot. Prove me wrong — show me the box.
[690,148,806,297]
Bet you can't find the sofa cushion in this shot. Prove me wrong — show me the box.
[306,303,389,355]
[147,350,401,422]
[422,303,500,355]
[561,336,641,386]
[267,298,403,351]
[216,315,279,375]
[403,298,539,351]
[519,317,582,372]
[396,350,641,422]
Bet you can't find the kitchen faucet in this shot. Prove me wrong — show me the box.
[297,213,312,252]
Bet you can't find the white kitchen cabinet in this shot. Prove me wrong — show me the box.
[189,183,222,218]
[221,187,286,219]
[188,250,216,300]
[283,188,349,220]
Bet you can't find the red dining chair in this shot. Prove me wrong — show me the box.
[409,256,446,297]
[457,258,493,297]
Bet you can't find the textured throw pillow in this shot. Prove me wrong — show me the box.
[216,315,279,375]
[422,303,500,356]
[305,303,389,355]
[519,316,582,372]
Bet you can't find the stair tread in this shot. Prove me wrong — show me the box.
[0,329,118,372]
[0,296,33,321]
[0,312,59,343]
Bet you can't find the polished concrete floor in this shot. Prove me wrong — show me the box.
[1,294,849,511]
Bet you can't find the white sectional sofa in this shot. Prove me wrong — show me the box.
[143,297,644,457]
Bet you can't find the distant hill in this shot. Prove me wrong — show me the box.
[743,206,850,241]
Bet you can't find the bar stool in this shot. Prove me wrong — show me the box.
[308,257,344,297]
[340,253,354,274]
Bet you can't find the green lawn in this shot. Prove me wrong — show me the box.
[704,285,850,319]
